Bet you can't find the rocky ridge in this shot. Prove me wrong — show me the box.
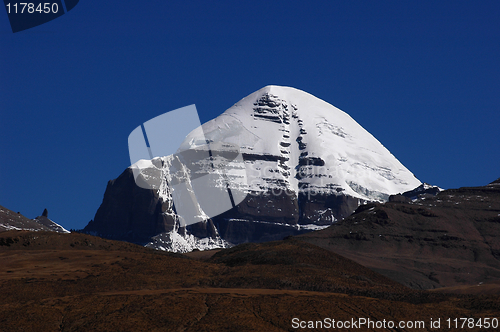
[298,178,500,289]
[0,205,69,233]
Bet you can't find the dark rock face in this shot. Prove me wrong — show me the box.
[388,194,411,203]
[389,183,441,203]
[215,190,300,226]
[83,165,367,246]
[83,168,176,244]
[212,218,310,244]
[400,183,441,200]
[298,193,362,225]
[187,219,219,239]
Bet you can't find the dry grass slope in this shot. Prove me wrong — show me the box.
[1,231,500,331]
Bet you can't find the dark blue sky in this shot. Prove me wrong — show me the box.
[1,1,499,230]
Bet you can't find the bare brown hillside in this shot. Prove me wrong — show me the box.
[298,182,500,290]
[1,231,499,331]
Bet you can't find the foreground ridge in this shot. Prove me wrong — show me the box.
[1,231,499,330]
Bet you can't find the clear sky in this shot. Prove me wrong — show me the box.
[1,1,499,230]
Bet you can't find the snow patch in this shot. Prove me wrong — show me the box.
[145,231,232,253]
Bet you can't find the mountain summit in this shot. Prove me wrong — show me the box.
[182,85,420,202]
[84,86,421,251]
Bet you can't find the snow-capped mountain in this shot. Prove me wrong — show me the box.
[84,86,421,252]
[181,85,420,201]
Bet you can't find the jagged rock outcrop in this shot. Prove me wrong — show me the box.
[389,183,442,202]
[0,205,69,233]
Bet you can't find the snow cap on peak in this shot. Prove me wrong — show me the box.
[181,85,421,201]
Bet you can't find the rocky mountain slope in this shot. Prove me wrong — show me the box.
[0,205,69,233]
[298,178,500,289]
[84,86,421,251]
